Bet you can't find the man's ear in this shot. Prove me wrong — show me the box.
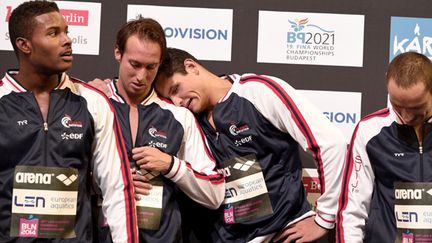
[184,58,199,75]
[15,37,31,55]
[114,45,122,62]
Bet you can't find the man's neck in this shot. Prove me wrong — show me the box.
[208,76,232,109]
[117,82,152,107]
[14,68,60,93]
[204,76,233,130]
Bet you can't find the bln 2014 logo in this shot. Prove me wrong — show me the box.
[224,204,235,224]
[402,230,414,243]
[19,215,39,237]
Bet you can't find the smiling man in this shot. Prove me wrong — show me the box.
[0,1,138,242]
[155,47,347,243]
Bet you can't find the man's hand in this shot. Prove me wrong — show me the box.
[131,170,152,200]
[132,146,172,174]
[272,216,328,243]
[88,78,112,96]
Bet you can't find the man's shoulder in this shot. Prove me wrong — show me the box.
[153,95,197,122]
[359,108,392,124]
[354,108,394,140]
[67,76,111,101]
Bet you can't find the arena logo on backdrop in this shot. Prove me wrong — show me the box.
[389,16,432,61]
[257,11,364,67]
[127,5,233,61]
[0,0,101,55]
[299,89,362,143]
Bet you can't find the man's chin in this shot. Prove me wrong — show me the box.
[59,63,73,72]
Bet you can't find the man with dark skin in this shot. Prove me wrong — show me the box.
[0,1,138,242]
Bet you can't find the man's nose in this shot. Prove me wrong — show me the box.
[136,68,147,82]
[171,96,182,106]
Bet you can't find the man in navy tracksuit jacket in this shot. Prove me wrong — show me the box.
[337,52,432,243]
[0,1,138,242]
[91,18,224,243]
[155,48,347,243]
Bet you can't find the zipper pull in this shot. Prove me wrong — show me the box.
[419,145,423,154]
[44,122,48,132]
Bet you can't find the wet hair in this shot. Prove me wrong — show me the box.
[9,0,59,57]
[116,16,166,62]
[386,52,432,92]
[156,47,201,79]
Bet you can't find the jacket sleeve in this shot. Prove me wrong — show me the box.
[236,74,347,229]
[163,107,225,209]
[336,119,376,243]
[84,87,138,243]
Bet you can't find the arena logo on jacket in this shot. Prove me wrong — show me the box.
[220,154,273,224]
[394,182,432,243]
[11,166,79,238]
[135,171,164,230]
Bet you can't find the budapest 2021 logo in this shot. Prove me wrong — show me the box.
[286,18,335,61]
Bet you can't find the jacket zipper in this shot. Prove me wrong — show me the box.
[419,125,424,181]
[419,145,423,181]
[32,93,50,163]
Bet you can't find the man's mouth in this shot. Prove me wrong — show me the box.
[61,49,73,56]
[60,49,73,61]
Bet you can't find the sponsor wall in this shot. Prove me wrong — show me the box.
[0,0,431,240]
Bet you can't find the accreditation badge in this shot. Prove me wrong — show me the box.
[394,182,432,243]
[219,154,273,224]
[10,166,78,238]
[135,170,164,230]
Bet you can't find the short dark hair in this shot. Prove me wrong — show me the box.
[116,17,166,62]
[9,0,59,57]
[157,47,201,79]
[386,52,432,92]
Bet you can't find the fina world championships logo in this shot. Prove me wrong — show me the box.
[390,16,432,61]
[286,18,335,61]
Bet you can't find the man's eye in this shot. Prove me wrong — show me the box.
[171,86,178,95]
[147,64,157,70]
[130,62,140,68]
